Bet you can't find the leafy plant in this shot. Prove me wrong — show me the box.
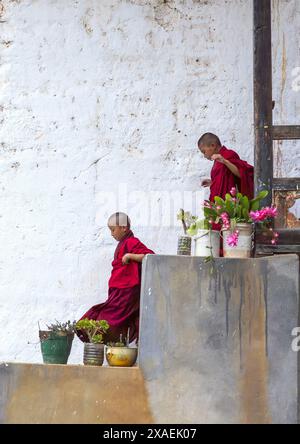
[45,320,77,335]
[107,329,131,347]
[203,188,278,246]
[186,218,211,236]
[75,319,110,344]
[177,209,197,235]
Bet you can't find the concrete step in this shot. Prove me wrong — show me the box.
[0,362,152,424]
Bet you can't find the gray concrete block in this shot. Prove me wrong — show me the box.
[139,254,299,424]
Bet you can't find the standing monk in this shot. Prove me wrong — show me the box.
[198,132,254,201]
[77,212,154,344]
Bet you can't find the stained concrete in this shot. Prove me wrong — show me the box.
[0,363,152,424]
[139,254,299,424]
[1,255,298,424]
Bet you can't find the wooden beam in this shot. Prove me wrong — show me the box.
[273,178,300,191]
[273,125,300,140]
[255,244,300,255]
[255,228,300,245]
[253,0,273,207]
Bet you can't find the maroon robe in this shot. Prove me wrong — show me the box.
[209,146,254,202]
[77,230,154,343]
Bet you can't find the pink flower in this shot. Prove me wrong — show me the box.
[266,206,278,218]
[250,206,278,222]
[227,230,239,247]
[230,187,237,197]
[220,212,230,230]
[203,201,212,208]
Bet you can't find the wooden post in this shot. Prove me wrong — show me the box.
[253,0,273,207]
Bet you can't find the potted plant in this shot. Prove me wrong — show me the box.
[187,217,220,259]
[105,329,138,367]
[203,188,278,258]
[39,320,76,365]
[75,318,110,366]
[176,209,196,255]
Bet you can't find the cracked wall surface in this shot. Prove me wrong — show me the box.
[0,0,299,363]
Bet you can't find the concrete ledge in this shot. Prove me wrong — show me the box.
[0,362,153,424]
[139,254,299,424]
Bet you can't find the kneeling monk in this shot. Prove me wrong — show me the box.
[77,212,154,343]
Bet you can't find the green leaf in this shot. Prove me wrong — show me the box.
[242,208,249,221]
[225,193,232,202]
[225,200,235,218]
[240,196,249,210]
[257,190,268,200]
[187,223,197,236]
[204,207,216,218]
[250,200,260,211]
[214,196,225,206]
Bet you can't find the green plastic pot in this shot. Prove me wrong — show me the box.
[39,331,74,364]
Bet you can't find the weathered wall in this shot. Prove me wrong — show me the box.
[0,363,152,424]
[139,254,299,424]
[0,0,299,363]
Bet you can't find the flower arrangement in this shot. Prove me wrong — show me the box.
[203,187,279,247]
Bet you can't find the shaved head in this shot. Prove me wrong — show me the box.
[198,133,221,147]
[108,212,131,228]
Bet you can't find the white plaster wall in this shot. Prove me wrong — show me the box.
[0,0,299,363]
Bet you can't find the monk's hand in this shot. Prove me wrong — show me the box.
[211,154,225,163]
[122,253,132,265]
[201,178,211,187]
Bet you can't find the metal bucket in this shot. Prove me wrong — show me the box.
[194,230,220,257]
[39,331,74,364]
[83,343,104,366]
[222,223,253,258]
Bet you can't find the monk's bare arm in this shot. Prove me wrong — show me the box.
[122,253,145,265]
[211,154,241,179]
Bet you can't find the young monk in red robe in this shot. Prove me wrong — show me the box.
[77,212,154,344]
[198,132,254,201]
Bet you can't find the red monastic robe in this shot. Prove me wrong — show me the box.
[209,146,254,202]
[77,230,154,343]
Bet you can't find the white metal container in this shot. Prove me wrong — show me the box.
[222,223,253,258]
[194,230,220,257]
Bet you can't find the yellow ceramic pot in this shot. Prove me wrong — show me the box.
[105,346,138,367]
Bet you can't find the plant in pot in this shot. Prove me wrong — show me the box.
[187,217,220,259]
[105,329,138,367]
[203,188,278,258]
[176,209,197,255]
[39,320,76,365]
[75,318,110,366]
